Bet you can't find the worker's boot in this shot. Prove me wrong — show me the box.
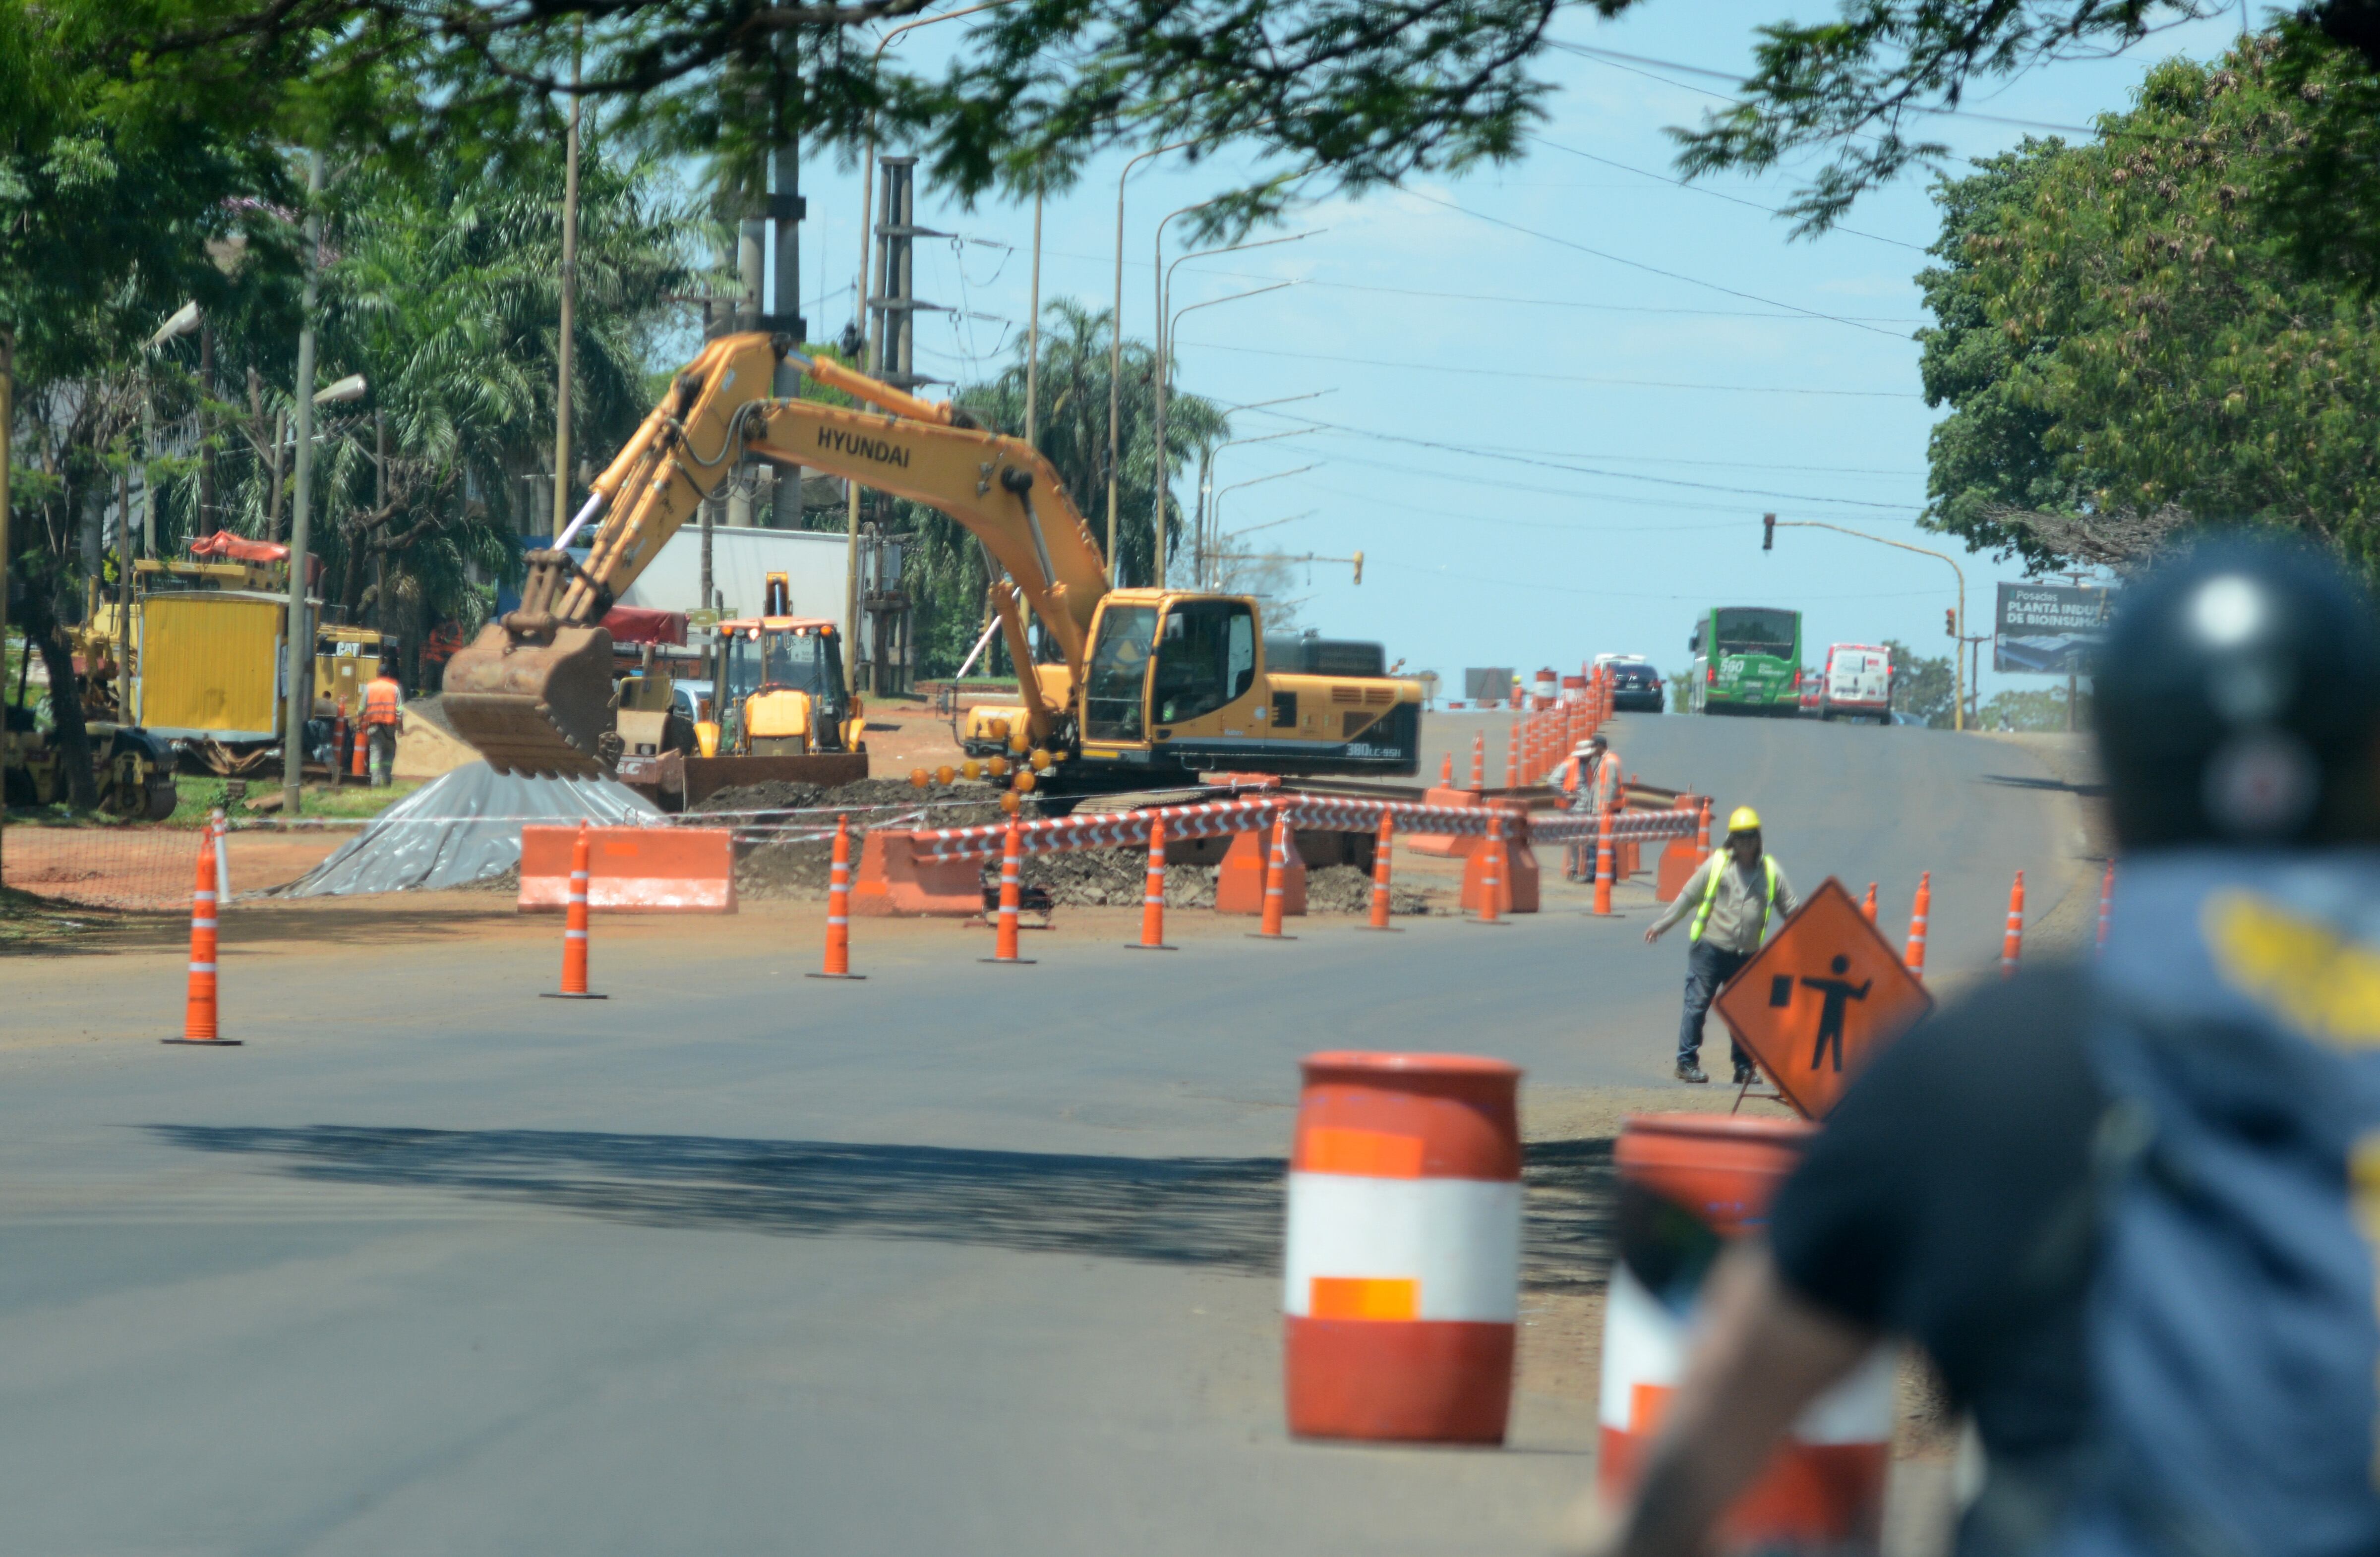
[1674,1060,1709,1084]
[1733,1059,1758,1086]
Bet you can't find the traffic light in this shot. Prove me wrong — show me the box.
[1762,513,1775,551]
[1945,608,1957,638]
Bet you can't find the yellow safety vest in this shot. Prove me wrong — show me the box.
[1689,850,1781,944]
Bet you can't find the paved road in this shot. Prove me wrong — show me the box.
[0,711,2085,1555]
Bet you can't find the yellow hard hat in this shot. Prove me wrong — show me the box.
[1727,805,1763,835]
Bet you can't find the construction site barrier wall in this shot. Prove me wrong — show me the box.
[519,825,737,913]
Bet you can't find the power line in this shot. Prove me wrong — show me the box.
[1526,135,1927,251]
[1244,409,1921,507]
[1179,338,1920,398]
[1396,189,1911,339]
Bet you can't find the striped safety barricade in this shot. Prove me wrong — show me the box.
[1284,1051,1523,1444]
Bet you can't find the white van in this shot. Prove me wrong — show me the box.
[1820,643,1893,723]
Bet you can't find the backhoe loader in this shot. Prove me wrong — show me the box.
[441,334,1420,798]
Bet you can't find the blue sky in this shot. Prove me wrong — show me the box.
[753,0,2246,703]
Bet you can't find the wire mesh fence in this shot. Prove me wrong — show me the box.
[1,822,361,912]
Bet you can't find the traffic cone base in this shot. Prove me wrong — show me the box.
[539,990,610,1000]
[161,1039,245,1044]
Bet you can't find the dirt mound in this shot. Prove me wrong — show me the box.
[717,775,1042,901]
[1016,848,1217,909]
[1305,863,1432,916]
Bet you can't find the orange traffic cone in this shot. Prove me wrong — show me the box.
[1904,871,1931,982]
[543,821,606,999]
[983,816,1034,964]
[1363,811,1400,932]
[163,828,240,1045]
[1470,732,1486,791]
[809,814,865,979]
[2095,860,2115,955]
[1439,751,1454,786]
[1593,803,1616,917]
[1471,811,1509,926]
[1250,809,1297,940]
[1861,882,1877,923]
[1127,809,1176,950]
[350,714,370,781]
[1505,718,1521,790]
[2000,869,2025,979]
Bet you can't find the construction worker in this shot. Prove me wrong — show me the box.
[1642,806,1795,1084]
[1587,543,2380,1557]
[360,657,404,788]
[1562,735,1621,879]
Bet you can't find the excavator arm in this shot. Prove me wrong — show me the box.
[442,333,1111,777]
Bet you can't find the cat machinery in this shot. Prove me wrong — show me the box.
[440,334,1419,798]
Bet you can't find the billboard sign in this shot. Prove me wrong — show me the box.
[1994,582,2112,675]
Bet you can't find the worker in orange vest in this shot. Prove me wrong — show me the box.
[1560,735,1621,879]
[360,658,405,787]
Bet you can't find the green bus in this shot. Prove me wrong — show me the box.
[1687,606,1803,715]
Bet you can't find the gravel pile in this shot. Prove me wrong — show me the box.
[1017,848,1217,909]
[705,777,1038,901]
[1305,863,1432,917]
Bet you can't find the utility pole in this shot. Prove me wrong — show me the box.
[551,29,582,538]
[282,148,324,816]
[765,80,804,522]
[1,327,12,871]
[1025,186,1042,444]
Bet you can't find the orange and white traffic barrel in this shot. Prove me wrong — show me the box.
[1283,1051,1523,1444]
[1599,1114,1895,1550]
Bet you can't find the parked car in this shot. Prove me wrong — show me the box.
[1819,643,1893,723]
[1598,656,1666,712]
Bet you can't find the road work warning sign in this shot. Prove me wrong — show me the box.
[1714,877,1933,1118]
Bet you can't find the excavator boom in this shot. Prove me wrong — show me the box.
[442,334,1112,777]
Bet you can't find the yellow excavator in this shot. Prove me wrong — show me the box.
[441,334,1420,799]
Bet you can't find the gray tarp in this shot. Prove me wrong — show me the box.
[277,761,661,897]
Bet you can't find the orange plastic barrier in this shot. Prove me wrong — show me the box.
[1655,797,1711,903]
[1284,1051,1523,1444]
[1459,812,1538,916]
[518,825,736,913]
[852,829,982,917]
[1601,1113,1891,1551]
[1218,823,1307,916]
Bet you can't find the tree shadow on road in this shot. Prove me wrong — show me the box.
[147,1124,1619,1288]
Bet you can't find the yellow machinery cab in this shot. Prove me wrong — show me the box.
[713,614,860,757]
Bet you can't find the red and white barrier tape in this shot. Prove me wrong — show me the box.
[1528,809,1701,846]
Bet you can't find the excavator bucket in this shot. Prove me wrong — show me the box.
[439,622,619,779]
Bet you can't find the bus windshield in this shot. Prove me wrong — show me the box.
[1714,608,1798,660]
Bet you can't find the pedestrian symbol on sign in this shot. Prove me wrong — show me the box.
[1717,878,1931,1118]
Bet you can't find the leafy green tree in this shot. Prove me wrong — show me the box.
[1883,637,1955,728]
[1915,45,2380,573]
[1980,684,2089,731]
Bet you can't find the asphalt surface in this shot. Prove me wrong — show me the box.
[0,710,2084,1555]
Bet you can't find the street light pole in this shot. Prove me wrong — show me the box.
[552,30,583,537]
[1209,463,1319,586]
[1768,514,1968,733]
[282,148,325,815]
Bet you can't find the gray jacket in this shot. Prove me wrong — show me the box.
[1649,850,1798,954]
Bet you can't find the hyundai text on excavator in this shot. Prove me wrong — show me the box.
[441,334,1421,799]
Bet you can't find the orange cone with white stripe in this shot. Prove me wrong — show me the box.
[1470,812,1507,926]
[350,712,369,781]
[1904,871,1930,982]
[2000,869,2024,979]
[1470,732,1485,791]
[1439,751,1453,786]
[1363,812,1399,932]
[808,814,865,979]
[1250,809,1297,941]
[1594,804,1616,917]
[1860,882,1877,923]
[2096,860,2115,954]
[543,822,606,999]
[983,816,1034,964]
[1505,719,1521,790]
[1600,1114,1892,1546]
[1284,1051,1523,1443]
[164,828,240,1045]
[1127,809,1176,950]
